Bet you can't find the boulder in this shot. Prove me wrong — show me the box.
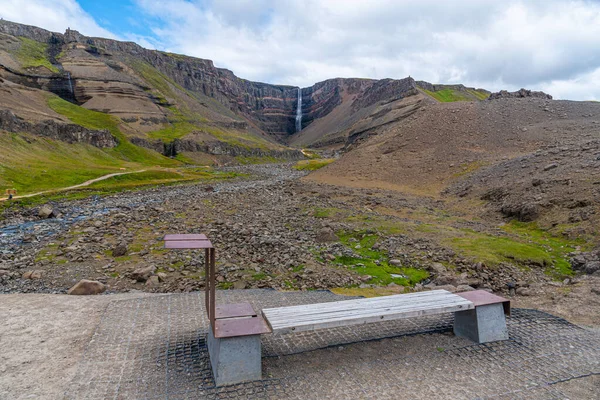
[22,270,43,279]
[68,280,106,295]
[516,287,533,296]
[0,270,10,277]
[435,284,457,293]
[233,280,247,289]
[145,275,160,287]
[456,284,475,292]
[38,205,54,219]
[131,266,156,282]
[112,243,128,257]
[389,259,402,267]
[316,227,338,243]
[430,262,446,274]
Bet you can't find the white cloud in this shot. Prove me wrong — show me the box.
[0,0,116,38]
[2,0,599,100]
[133,0,600,100]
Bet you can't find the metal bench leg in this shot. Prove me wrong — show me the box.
[207,329,262,386]
[454,303,509,343]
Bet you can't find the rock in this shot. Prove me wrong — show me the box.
[389,259,402,267]
[456,285,475,292]
[0,270,10,277]
[591,287,600,296]
[316,227,338,242]
[516,287,533,296]
[435,284,457,293]
[543,163,558,171]
[233,280,247,289]
[22,270,43,279]
[112,243,128,257]
[434,274,457,286]
[145,275,160,287]
[38,205,54,219]
[131,266,156,282]
[430,262,446,274]
[488,88,552,100]
[157,272,167,282]
[68,279,106,295]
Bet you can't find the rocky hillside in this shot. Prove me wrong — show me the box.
[307,95,600,234]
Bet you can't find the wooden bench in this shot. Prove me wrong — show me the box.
[263,290,473,334]
[263,289,509,343]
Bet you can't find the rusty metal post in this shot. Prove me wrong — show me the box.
[205,248,210,322]
[210,247,216,333]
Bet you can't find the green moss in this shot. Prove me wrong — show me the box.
[252,272,267,280]
[147,121,198,142]
[344,214,407,235]
[218,282,234,289]
[447,221,586,278]
[313,207,345,219]
[291,265,305,273]
[294,159,335,171]
[16,37,59,73]
[332,230,429,286]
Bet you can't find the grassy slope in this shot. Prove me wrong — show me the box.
[421,88,489,102]
[16,37,59,73]
[0,132,122,193]
[294,159,336,171]
[130,61,277,150]
[46,96,177,166]
[2,96,187,196]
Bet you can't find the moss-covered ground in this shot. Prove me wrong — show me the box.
[294,159,335,171]
[331,230,429,286]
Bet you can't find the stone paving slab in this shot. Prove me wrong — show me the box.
[65,290,600,399]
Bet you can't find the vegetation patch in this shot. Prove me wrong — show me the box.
[332,230,429,286]
[16,37,59,73]
[294,158,335,171]
[447,221,586,278]
[313,207,346,219]
[421,88,489,102]
[47,96,177,167]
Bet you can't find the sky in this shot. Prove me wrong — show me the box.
[1,0,600,100]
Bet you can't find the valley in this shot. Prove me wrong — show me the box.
[0,19,598,329]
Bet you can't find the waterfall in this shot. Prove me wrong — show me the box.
[66,72,74,98]
[295,87,302,132]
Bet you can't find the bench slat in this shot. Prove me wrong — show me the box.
[263,290,474,333]
[264,290,459,317]
[266,298,471,325]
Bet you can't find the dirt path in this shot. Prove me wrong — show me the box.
[0,170,146,202]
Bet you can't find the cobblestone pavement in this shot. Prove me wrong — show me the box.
[65,290,600,399]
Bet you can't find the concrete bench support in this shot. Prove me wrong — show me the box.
[207,328,262,386]
[454,290,510,344]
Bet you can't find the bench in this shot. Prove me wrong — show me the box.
[210,289,509,386]
[263,290,473,334]
[263,289,509,343]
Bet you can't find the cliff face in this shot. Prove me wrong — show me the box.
[0,109,117,148]
[0,20,435,149]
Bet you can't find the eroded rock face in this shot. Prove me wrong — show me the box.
[571,252,600,275]
[489,89,552,100]
[0,110,117,148]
